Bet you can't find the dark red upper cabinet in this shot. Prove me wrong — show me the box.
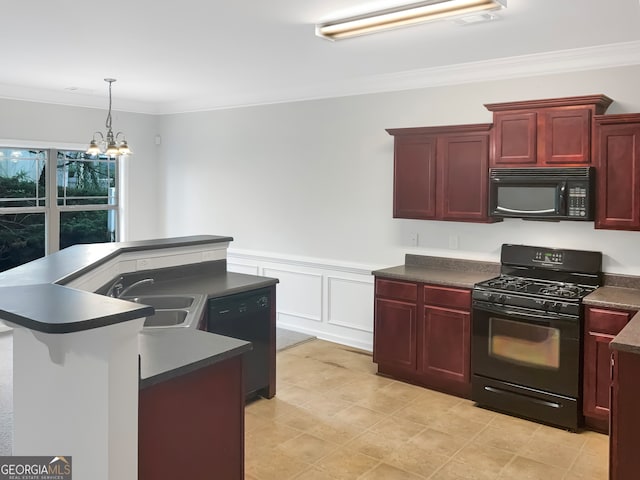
[485,95,613,168]
[595,114,640,230]
[391,134,437,219]
[387,124,495,223]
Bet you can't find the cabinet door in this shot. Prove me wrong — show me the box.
[583,307,633,430]
[438,134,490,221]
[374,297,417,371]
[595,122,640,230]
[541,108,591,165]
[393,136,437,219]
[419,305,470,387]
[491,111,537,166]
[610,350,640,480]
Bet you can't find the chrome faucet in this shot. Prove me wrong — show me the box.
[106,277,154,298]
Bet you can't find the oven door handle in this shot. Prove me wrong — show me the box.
[473,302,571,323]
[483,386,561,409]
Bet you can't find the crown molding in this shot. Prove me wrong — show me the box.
[1,40,640,115]
[158,40,640,114]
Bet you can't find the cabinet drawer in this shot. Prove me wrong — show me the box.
[586,307,633,336]
[424,285,470,311]
[375,279,418,302]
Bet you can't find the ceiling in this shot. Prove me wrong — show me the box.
[3,0,640,115]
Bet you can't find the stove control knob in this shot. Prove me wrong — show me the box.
[549,302,560,311]
[486,293,496,302]
[497,294,506,303]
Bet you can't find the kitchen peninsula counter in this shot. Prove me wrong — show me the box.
[0,235,272,480]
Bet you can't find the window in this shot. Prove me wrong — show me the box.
[0,147,120,272]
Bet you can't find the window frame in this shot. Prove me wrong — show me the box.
[0,140,123,257]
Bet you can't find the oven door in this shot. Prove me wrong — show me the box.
[472,301,581,397]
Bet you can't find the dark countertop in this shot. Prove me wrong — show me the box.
[0,235,277,386]
[584,286,640,311]
[139,329,251,388]
[0,235,233,332]
[372,254,500,289]
[0,284,153,334]
[611,312,640,355]
[0,235,232,288]
[587,283,640,355]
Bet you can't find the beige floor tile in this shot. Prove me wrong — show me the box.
[426,411,487,440]
[290,466,337,480]
[368,416,426,442]
[245,396,303,420]
[384,441,450,478]
[313,448,380,479]
[580,430,610,457]
[392,400,442,426]
[568,450,609,480]
[274,384,318,407]
[407,428,469,457]
[245,448,310,480]
[306,416,365,445]
[497,456,567,480]
[245,339,610,479]
[378,380,426,403]
[331,404,387,430]
[277,433,338,464]
[472,422,538,453]
[451,443,515,474]
[528,424,589,451]
[358,462,426,480]
[448,401,498,425]
[347,430,403,459]
[430,459,502,480]
[518,439,581,469]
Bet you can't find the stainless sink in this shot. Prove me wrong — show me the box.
[125,295,195,310]
[143,309,189,327]
[121,293,206,329]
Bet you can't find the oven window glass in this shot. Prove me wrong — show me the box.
[488,317,560,369]
[496,186,557,213]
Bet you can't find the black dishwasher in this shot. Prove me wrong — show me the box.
[207,287,274,400]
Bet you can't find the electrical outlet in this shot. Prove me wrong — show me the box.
[410,232,419,247]
[448,234,459,250]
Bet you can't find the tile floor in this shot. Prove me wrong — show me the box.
[245,339,609,480]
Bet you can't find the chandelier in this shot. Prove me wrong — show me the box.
[86,78,132,157]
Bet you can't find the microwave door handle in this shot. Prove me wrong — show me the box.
[559,182,567,213]
[496,206,557,214]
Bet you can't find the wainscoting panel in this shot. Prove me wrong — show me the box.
[228,250,375,351]
[327,275,374,333]
[262,268,323,323]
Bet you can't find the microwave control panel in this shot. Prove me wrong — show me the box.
[567,185,588,217]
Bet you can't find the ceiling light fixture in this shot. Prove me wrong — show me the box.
[316,0,506,40]
[86,78,132,157]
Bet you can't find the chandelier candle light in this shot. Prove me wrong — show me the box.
[86,78,132,157]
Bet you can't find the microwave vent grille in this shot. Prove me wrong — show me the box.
[489,167,593,179]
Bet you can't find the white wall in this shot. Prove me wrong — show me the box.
[158,65,640,274]
[0,98,162,241]
[156,64,640,348]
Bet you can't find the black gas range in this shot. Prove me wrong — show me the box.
[471,244,602,431]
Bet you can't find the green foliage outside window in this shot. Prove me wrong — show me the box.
[0,156,116,272]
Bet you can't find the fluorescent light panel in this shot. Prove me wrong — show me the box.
[316,0,506,40]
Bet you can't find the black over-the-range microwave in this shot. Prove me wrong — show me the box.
[488,167,594,221]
